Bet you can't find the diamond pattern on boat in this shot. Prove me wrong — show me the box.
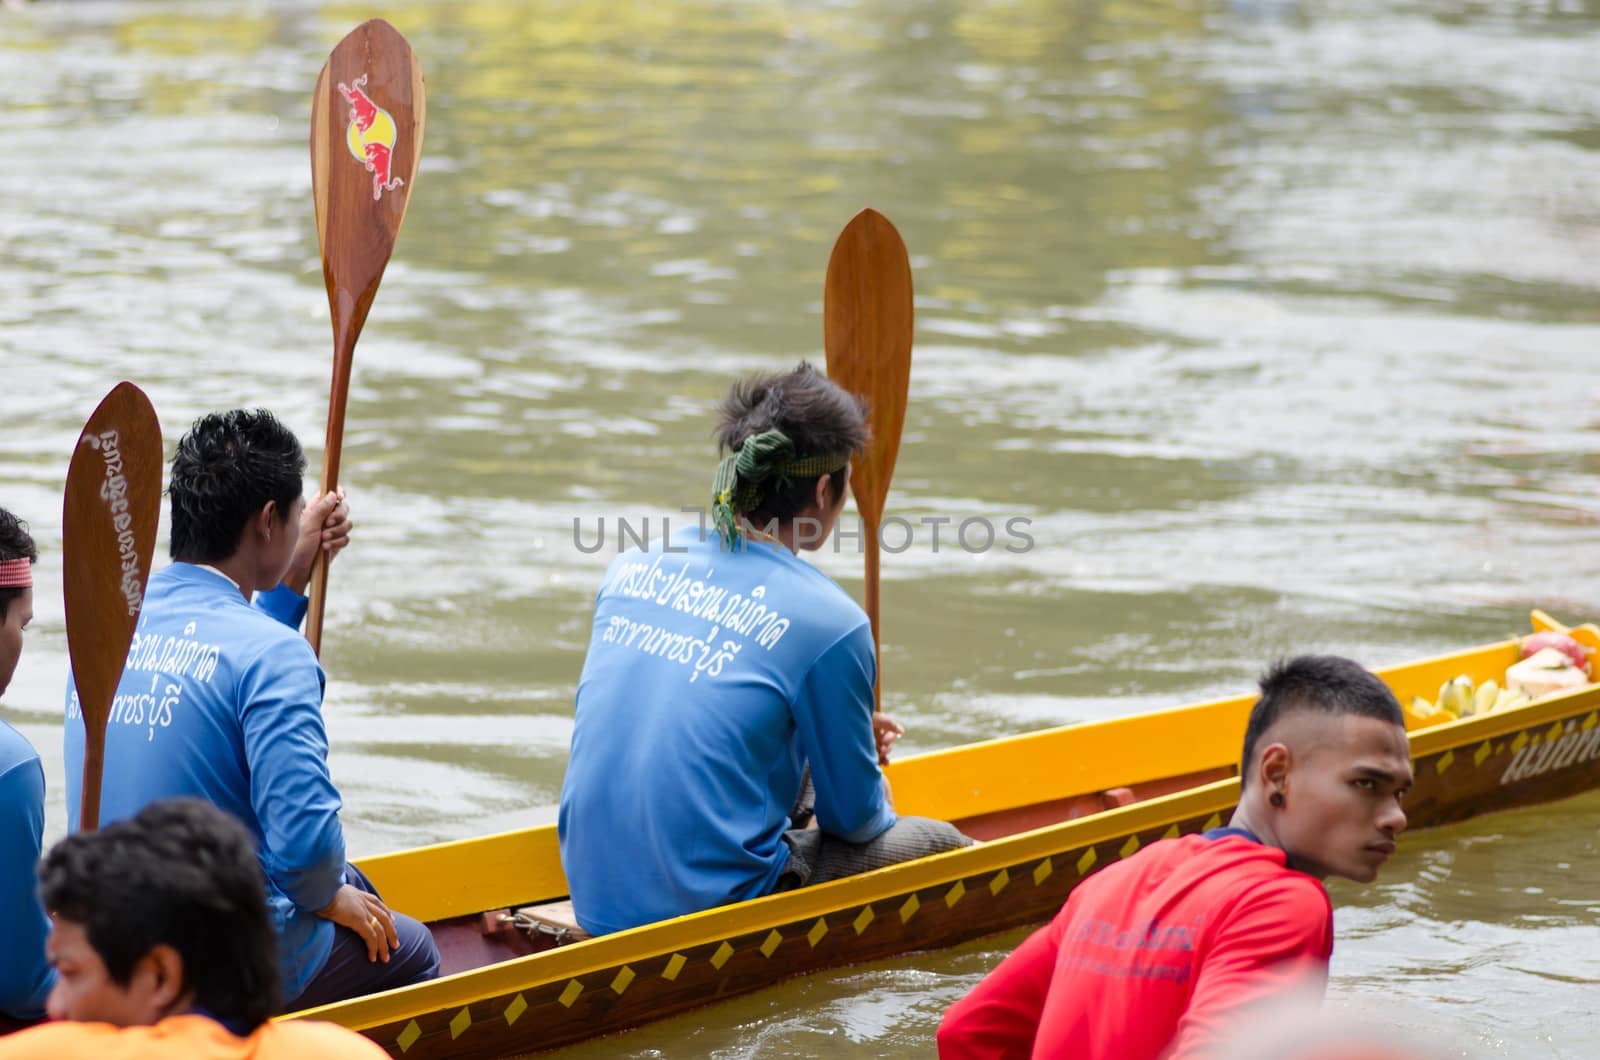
[344,684,1600,1060]
[899,894,920,923]
[853,905,875,935]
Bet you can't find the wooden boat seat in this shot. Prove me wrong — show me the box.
[511,900,591,946]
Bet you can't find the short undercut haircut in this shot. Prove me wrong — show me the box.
[0,507,38,620]
[1239,654,1405,787]
[715,361,869,522]
[39,798,281,1029]
[168,409,305,563]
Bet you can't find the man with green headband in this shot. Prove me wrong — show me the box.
[560,363,971,936]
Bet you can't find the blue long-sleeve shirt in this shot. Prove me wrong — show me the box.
[64,564,344,1002]
[0,720,52,1020]
[559,534,895,936]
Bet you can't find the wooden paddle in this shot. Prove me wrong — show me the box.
[304,19,426,655]
[823,208,914,718]
[63,382,163,832]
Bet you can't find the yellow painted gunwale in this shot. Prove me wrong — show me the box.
[353,632,1531,921]
[307,777,1243,1031]
[301,614,1600,1034]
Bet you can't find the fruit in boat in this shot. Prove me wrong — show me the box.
[1519,632,1589,675]
[1404,695,1455,730]
[1437,676,1476,717]
[1492,686,1530,712]
[1505,647,1590,701]
[1474,679,1500,716]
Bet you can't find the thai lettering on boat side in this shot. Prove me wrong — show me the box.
[84,428,144,616]
[1499,719,1600,785]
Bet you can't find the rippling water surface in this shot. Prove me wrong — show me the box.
[2,0,1598,1054]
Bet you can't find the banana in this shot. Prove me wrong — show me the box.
[1493,688,1530,712]
[1437,676,1474,717]
[1405,695,1453,730]
[1474,679,1500,716]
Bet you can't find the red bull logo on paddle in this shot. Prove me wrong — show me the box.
[338,74,403,201]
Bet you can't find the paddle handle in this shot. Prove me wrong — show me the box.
[80,729,106,832]
[304,333,356,656]
[862,520,896,777]
[305,554,330,655]
[864,517,882,714]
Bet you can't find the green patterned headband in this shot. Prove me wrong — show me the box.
[711,428,849,545]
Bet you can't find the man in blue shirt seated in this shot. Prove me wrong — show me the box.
[0,508,52,1022]
[560,363,972,937]
[63,409,439,1010]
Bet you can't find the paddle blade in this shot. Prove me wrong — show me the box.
[306,19,425,656]
[311,19,425,366]
[823,208,913,527]
[63,382,163,831]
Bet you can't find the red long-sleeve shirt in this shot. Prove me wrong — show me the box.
[938,831,1333,1060]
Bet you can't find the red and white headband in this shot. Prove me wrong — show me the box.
[0,558,33,589]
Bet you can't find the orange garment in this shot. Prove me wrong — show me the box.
[0,1013,386,1059]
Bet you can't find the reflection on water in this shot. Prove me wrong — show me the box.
[2,0,1598,1053]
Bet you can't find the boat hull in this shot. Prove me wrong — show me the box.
[291,620,1600,1058]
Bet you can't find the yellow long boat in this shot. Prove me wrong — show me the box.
[294,611,1600,1058]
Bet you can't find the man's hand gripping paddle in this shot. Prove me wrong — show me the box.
[63,382,162,831]
[304,19,425,654]
[823,209,914,759]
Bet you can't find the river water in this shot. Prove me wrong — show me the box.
[2,0,1598,1054]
